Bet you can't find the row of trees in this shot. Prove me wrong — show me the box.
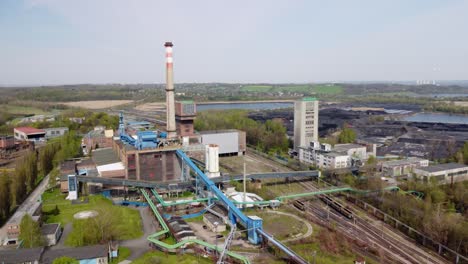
[30,110,119,134]
[0,131,82,224]
[195,110,288,153]
[364,179,468,256]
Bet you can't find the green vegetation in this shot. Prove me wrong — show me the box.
[19,214,44,248]
[240,84,343,95]
[240,85,272,92]
[13,151,38,205]
[245,211,307,240]
[110,247,131,264]
[132,250,212,264]
[52,257,79,264]
[195,110,288,153]
[363,180,468,256]
[0,105,49,115]
[312,84,343,94]
[29,110,119,134]
[42,189,143,247]
[288,231,377,264]
[337,127,357,144]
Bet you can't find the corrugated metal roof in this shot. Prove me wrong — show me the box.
[14,127,46,135]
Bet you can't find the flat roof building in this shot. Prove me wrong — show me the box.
[381,158,429,178]
[414,163,468,184]
[0,247,44,264]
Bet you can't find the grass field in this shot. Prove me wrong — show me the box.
[132,250,213,264]
[245,211,307,241]
[0,105,49,115]
[60,100,133,109]
[42,189,143,240]
[110,247,131,264]
[312,84,343,94]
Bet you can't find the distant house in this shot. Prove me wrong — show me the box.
[0,247,44,264]
[69,117,85,124]
[14,127,46,141]
[41,244,109,264]
[44,127,69,139]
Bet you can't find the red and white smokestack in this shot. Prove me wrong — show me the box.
[164,42,176,138]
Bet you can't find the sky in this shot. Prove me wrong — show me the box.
[1,0,468,85]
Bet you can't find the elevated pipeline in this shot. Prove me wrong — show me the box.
[141,188,251,264]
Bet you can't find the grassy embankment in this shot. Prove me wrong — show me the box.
[42,189,143,245]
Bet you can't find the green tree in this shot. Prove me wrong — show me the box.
[19,214,43,248]
[366,155,377,165]
[463,142,468,164]
[0,172,11,221]
[52,256,79,264]
[338,127,356,143]
[38,142,60,177]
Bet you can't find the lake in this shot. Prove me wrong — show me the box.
[403,113,468,124]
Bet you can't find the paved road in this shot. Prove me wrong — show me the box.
[119,206,157,261]
[53,223,72,249]
[0,174,50,245]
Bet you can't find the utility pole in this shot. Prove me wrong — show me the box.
[243,160,246,209]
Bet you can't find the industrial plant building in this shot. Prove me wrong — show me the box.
[413,163,468,184]
[175,100,196,137]
[380,157,429,178]
[299,142,372,170]
[294,97,319,151]
[199,130,246,156]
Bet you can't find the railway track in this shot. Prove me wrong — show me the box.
[292,178,448,264]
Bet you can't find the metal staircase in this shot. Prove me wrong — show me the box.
[217,224,237,264]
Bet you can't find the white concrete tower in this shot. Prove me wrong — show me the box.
[165,42,177,139]
[205,144,220,178]
[294,97,319,151]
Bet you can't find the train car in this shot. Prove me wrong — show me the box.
[293,199,306,211]
[0,135,15,149]
[320,195,353,219]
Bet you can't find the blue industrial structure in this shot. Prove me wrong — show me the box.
[175,149,263,244]
[102,113,307,262]
[119,112,167,150]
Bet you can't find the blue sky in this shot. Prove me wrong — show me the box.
[1,0,467,85]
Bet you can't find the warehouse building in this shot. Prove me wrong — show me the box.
[14,127,46,141]
[199,130,246,156]
[381,158,429,178]
[413,163,468,184]
[44,127,69,139]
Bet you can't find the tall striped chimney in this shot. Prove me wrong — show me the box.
[164,42,176,138]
